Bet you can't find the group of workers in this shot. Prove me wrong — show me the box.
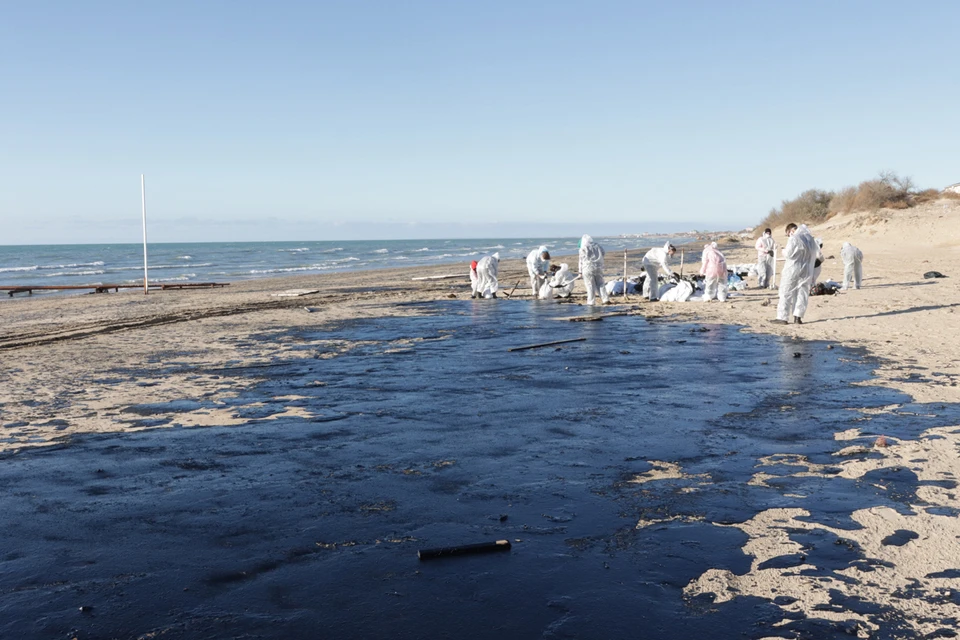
[468,228,865,316]
[763,224,863,324]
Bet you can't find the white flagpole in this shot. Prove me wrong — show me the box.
[141,174,149,295]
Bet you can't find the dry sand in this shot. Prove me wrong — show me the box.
[2,198,959,634]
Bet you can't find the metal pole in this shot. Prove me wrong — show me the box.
[141,174,149,295]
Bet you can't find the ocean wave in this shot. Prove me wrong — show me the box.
[113,263,212,271]
[483,245,506,250]
[413,247,431,252]
[45,270,105,277]
[320,247,344,253]
[0,265,38,273]
[373,249,389,254]
[249,265,322,274]
[177,255,192,260]
[151,274,195,282]
[280,247,310,253]
[396,256,408,260]
[329,257,360,264]
[38,261,105,270]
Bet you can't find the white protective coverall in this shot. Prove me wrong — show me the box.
[473,252,500,298]
[642,242,673,301]
[812,238,825,284]
[700,242,729,302]
[578,235,609,305]
[776,225,819,321]
[539,263,577,299]
[755,232,775,289]
[526,245,551,296]
[840,242,863,290]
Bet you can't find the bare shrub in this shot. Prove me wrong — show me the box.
[758,170,929,232]
[914,188,942,204]
[829,186,857,215]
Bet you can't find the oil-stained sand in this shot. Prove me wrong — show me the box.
[2,301,959,639]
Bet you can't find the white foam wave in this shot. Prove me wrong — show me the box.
[373,249,389,254]
[320,247,344,253]
[45,270,105,277]
[0,265,38,273]
[38,261,104,270]
[280,247,310,253]
[151,274,195,282]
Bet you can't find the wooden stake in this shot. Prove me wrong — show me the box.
[772,243,777,289]
[504,280,522,298]
[623,249,628,300]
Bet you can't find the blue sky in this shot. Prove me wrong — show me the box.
[2,1,958,244]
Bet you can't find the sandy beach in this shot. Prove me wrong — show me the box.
[2,199,959,637]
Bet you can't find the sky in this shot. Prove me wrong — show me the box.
[2,1,958,244]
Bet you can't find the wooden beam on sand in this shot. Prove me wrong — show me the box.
[1,283,230,297]
[507,337,586,352]
[411,274,464,281]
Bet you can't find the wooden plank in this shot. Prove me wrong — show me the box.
[507,337,586,352]
[271,289,319,297]
[411,274,464,281]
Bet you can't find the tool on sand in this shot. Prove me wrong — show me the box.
[503,280,522,298]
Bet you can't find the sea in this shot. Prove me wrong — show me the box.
[0,236,687,295]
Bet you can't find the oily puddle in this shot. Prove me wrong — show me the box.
[1,300,958,639]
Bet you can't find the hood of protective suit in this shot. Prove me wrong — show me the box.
[662,241,672,251]
[492,252,500,262]
[581,235,593,248]
[537,245,548,255]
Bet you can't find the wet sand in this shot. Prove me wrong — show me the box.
[2,199,959,637]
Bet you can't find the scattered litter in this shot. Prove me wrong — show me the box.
[793,352,802,358]
[418,539,511,560]
[875,435,889,448]
[273,289,320,297]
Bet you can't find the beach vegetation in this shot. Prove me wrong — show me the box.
[756,171,955,235]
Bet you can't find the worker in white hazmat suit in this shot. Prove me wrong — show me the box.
[526,245,551,296]
[772,223,819,324]
[755,228,775,289]
[812,238,825,284]
[472,252,500,299]
[700,242,729,302]
[840,242,863,290]
[642,241,676,301]
[539,263,577,299]
[578,235,609,305]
